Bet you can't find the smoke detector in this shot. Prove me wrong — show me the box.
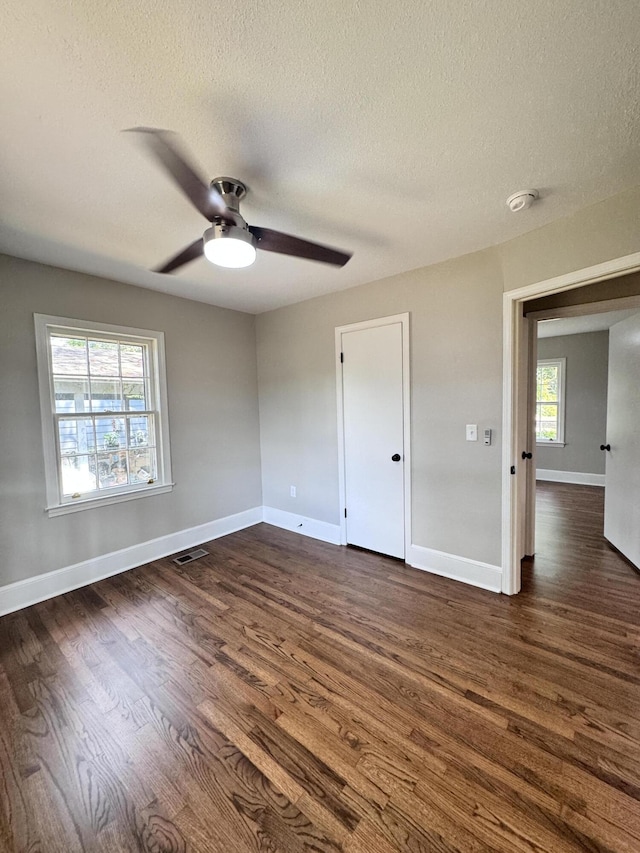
[506,190,539,212]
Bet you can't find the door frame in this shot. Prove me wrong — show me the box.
[501,251,640,595]
[335,313,412,555]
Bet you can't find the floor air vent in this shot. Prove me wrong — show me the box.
[173,548,209,565]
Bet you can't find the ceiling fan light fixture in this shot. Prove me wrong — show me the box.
[203,224,257,268]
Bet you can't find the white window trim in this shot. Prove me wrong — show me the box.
[536,357,566,447]
[34,314,173,516]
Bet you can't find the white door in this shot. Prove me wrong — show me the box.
[603,313,640,567]
[341,321,405,558]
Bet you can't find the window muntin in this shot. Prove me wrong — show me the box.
[535,358,566,445]
[35,316,172,515]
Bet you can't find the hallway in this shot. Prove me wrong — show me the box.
[526,480,638,622]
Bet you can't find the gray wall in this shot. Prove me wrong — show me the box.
[257,185,640,571]
[536,332,609,475]
[498,184,640,291]
[0,255,262,587]
[3,183,640,590]
[257,250,505,567]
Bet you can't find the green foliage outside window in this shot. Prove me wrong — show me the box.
[536,363,560,441]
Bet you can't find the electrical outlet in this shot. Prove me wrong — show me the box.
[466,424,478,441]
[290,485,296,497]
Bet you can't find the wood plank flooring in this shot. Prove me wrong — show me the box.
[1,482,639,852]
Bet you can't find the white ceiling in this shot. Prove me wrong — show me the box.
[537,308,639,338]
[1,1,639,314]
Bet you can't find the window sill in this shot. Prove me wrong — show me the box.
[46,483,175,517]
[536,441,566,448]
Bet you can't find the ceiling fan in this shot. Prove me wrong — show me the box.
[126,128,352,274]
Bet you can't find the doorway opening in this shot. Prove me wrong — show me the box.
[523,306,640,568]
[502,252,640,594]
[525,296,640,581]
[524,306,636,589]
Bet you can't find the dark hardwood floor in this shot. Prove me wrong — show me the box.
[1,484,639,852]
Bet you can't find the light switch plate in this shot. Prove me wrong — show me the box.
[466,424,478,441]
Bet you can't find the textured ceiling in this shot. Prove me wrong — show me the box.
[1,1,639,313]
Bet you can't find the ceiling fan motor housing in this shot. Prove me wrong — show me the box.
[210,177,247,213]
[204,221,255,246]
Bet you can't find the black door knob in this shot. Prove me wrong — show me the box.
[391,453,401,462]
[600,444,611,451]
[522,451,532,460]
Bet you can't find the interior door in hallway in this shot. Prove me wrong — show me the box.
[341,320,405,558]
[603,312,640,568]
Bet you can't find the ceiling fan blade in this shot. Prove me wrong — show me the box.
[126,127,229,222]
[154,238,204,274]
[248,226,352,267]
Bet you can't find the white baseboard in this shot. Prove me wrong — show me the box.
[262,506,341,546]
[408,543,502,593]
[0,505,499,616]
[537,469,605,487]
[0,507,263,617]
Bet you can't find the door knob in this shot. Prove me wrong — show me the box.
[600,444,611,451]
[391,453,401,462]
[521,451,532,460]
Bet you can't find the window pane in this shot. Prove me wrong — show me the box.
[96,451,129,489]
[540,404,557,420]
[95,416,126,450]
[54,377,90,413]
[88,340,119,376]
[129,448,157,483]
[538,429,558,441]
[61,455,97,495]
[58,419,96,455]
[536,402,558,440]
[39,319,170,510]
[536,366,559,402]
[50,336,88,375]
[127,414,153,447]
[90,378,123,412]
[120,344,145,377]
[123,379,147,411]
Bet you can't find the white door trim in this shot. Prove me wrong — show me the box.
[502,251,640,594]
[335,313,411,556]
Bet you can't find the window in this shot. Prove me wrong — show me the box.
[35,315,173,516]
[535,357,566,445]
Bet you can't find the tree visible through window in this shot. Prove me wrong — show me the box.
[536,358,565,444]
[35,316,173,515]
